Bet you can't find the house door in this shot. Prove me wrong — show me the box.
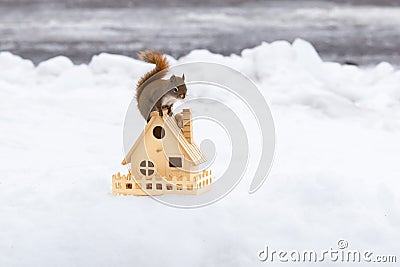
[167,156,183,179]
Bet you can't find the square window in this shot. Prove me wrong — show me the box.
[166,184,173,190]
[156,183,162,190]
[177,184,183,190]
[187,184,193,190]
[146,183,152,190]
[169,157,182,168]
[116,183,122,189]
[126,183,132,189]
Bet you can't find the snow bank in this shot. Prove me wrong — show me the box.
[1,38,399,115]
[0,40,399,266]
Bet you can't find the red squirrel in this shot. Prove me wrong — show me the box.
[136,50,187,121]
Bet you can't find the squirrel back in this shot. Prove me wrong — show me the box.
[136,50,170,103]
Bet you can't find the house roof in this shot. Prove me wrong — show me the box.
[164,115,207,165]
[122,110,207,166]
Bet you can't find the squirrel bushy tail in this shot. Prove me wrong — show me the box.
[136,50,170,103]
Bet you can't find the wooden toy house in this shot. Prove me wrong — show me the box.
[112,108,212,196]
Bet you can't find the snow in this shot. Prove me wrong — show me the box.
[1,39,399,266]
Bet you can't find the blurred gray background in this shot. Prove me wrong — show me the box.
[1,0,399,65]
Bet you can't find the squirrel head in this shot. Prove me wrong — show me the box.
[169,74,187,100]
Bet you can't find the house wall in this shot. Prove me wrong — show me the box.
[129,116,197,183]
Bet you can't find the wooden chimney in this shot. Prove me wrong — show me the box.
[182,108,193,144]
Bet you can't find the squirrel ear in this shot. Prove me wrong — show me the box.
[170,75,176,82]
[182,74,185,81]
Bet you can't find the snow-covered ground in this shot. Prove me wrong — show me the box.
[0,39,399,266]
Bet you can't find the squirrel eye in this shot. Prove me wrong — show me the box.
[173,87,178,93]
